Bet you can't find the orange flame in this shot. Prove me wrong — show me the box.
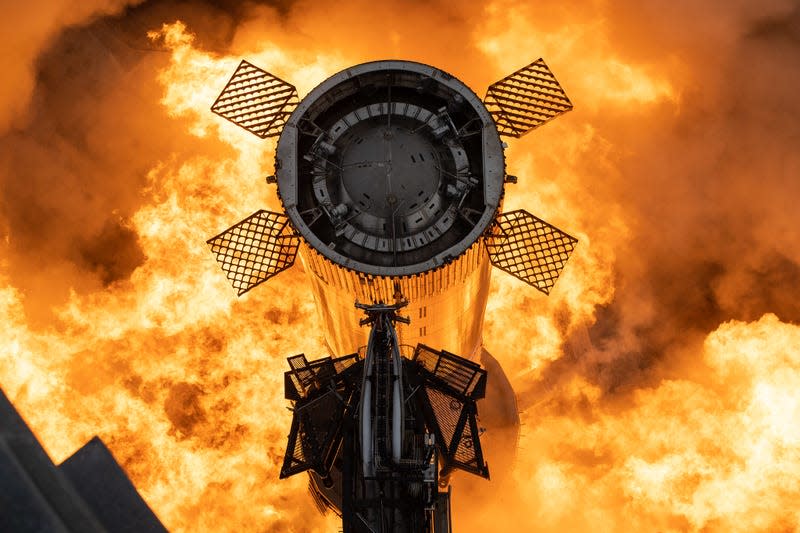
[2,5,799,533]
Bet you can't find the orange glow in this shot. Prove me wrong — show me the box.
[2,3,799,533]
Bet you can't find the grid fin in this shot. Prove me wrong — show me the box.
[484,58,572,138]
[211,60,298,139]
[487,209,577,294]
[207,210,298,296]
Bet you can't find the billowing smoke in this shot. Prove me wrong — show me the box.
[1,0,799,532]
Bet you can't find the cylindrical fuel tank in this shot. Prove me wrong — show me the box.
[276,61,505,358]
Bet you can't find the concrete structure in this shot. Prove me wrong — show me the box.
[0,388,167,533]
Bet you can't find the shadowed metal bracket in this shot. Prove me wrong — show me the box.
[486,209,577,294]
[410,344,489,479]
[211,60,299,139]
[207,210,299,296]
[280,353,360,479]
[280,321,491,481]
[281,389,350,478]
[484,59,572,138]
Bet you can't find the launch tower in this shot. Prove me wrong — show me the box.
[279,301,487,532]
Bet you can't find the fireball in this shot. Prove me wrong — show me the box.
[1,2,798,532]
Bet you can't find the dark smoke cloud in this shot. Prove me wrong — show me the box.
[0,1,140,131]
[0,0,289,325]
[2,0,800,531]
[504,0,800,405]
[4,0,795,375]
[0,0,505,327]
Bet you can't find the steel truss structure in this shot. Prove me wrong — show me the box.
[280,304,487,532]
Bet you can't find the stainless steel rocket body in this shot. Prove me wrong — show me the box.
[275,61,505,358]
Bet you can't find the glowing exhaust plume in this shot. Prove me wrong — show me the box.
[1,1,799,532]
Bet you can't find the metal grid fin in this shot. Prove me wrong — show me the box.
[211,60,299,139]
[207,210,298,296]
[484,58,572,138]
[487,209,577,295]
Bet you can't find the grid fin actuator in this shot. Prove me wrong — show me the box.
[484,58,572,138]
[207,210,299,296]
[211,60,299,139]
[487,209,577,294]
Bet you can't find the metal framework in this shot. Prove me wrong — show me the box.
[413,345,486,398]
[211,60,299,139]
[280,353,360,478]
[484,58,573,138]
[284,353,360,401]
[207,59,578,302]
[280,304,488,532]
[207,210,299,295]
[204,55,580,533]
[281,389,345,478]
[487,209,577,294]
[410,345,489,478]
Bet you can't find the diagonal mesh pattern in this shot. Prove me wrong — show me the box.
[332,353,360,374]
[211,60,299,139]
[487,209,577,295]
[413,345,486,398]
[410,345,489,479]
[484,58,572,138]
[426,387,461,450]
[284,353,359,400]
[453,412,479,469]
[280,354,361,479]
[423,386,488,478]
[207,210,299,296]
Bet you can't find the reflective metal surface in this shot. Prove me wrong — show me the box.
[302,240,491,359]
